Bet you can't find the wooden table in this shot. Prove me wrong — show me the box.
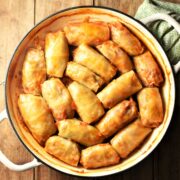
[0,0,180,179]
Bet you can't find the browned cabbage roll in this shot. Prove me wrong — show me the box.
[57,119,104,146]
[80,143,120,169]
[133,51,164,87]
[111,119,152,158]
[45,31,69,77]
[73,44,116,82]
[137,87,164,128]
[97,70,142,109]
[96,41,133,74]
[22,48,46,95]
[96,99,138,138]
[64,21,110,46]
[65,62,104,92]
[68,81,104,124]
[45,136,80,166]
[110,22,144,56]
[41,78,74,121]
[18,94,57,145]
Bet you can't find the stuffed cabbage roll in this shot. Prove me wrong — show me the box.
[57,119,104,146]
[18,94,57,145]
[45,136,80,166]
[110,22,144,56]
[73,44,116,82]
[97,70,142,109]
[133,51,164,87]
[65,62,104,92]
[96,99,138,138]
[64,21,110,46]
[80,143,120,169]
[137,87,164,128]
[41,78,74,121]
[22,48,46,95]
[110,119,152,158]
[68,81,104,124]
[45,30,69,77]
[96,41,133,74]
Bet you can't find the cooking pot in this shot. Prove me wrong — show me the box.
[0,6,180,177]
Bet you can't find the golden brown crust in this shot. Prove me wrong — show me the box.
[110,119,152,158]
[18,94,57,145]
[57,119,104,146]
[64,21,110,46]
[80,143,120,168]
[133,51,164,87]
[45,30,69,77]
[110,22,144,56]
[73,44,116,82]
[41,78,74,121]
[45,136,80,166]
[22,48,46,95]
[96,40,133,74]
[96,98,138,138]
[97,70,142,109]
[68,81,105,124]
[137,87,164,128]
[65,62,104,92]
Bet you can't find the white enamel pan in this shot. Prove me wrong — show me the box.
[0,7,180,177]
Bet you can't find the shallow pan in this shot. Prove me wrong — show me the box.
[0,6,180,177]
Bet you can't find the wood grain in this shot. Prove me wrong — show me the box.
[35,0,93,24]
[95,0,144,16]
[0,0,35,180]
[0,0,180,180]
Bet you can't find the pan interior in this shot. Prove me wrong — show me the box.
[5,7,175,177]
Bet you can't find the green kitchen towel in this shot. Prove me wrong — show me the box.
[135,0,180,105]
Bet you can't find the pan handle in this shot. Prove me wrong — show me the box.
[0,109,42,171]
[173,61,180,74]
[141,13,180,74]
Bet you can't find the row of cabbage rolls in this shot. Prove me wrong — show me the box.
[18,20,164,168]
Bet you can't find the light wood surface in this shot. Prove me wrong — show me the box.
[0,0,180,180]
[0,1,34,180]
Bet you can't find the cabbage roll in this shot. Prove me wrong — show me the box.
[57,119,104,146]
[18,94,57,145]
[110,119,152,158]
[68,81,104,124]
[65,62,104,92]
[64,21,110,46]
[80,143,120,169]
[22,48,46,95]
[45,31,69,77]
[96,99,138,138]
[96,40,133,73]
[41,78,74,121]
[97,70,142,109]
[73,44,116,82]
[45,136,80,166]
[110,22,144,56]
[133,51,164,87]
[137,87,164,128]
